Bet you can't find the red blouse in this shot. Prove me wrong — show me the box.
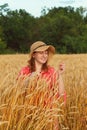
[18,66,56,77]
[17,66,66,105]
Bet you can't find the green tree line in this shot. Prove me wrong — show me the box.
[0,3,87,54]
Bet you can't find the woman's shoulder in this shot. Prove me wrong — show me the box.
[48,65,56,73]
[19,66,31,75]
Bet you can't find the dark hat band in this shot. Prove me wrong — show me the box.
[33,44,46,51]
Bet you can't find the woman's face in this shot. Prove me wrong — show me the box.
[33,50,49,65]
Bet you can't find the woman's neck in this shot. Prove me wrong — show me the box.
[35,61,42,73]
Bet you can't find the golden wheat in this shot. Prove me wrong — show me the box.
[0,54,87,130]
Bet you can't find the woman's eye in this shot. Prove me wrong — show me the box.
[45,51,48,54]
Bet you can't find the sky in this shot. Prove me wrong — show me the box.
[0,0,87,17]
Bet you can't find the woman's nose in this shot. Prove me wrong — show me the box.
[43,52,48,56]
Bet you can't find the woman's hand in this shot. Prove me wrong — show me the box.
[58,62,65,75]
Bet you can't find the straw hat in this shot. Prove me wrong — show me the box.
[30,41,55,54]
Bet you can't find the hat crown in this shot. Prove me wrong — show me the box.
[30,41,46,52]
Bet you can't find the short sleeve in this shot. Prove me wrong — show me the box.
[17,66,30,79]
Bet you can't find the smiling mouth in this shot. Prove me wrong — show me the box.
[42,58,47,61]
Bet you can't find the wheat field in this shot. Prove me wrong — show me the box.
[0,54,87,130]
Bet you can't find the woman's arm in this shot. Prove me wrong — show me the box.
[58,62,66,103]
[58,74,65,95]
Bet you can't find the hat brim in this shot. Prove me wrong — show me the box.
[33,45,55,54]
[29,45,55,61]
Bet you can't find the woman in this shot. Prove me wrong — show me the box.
[18,41,66,130]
